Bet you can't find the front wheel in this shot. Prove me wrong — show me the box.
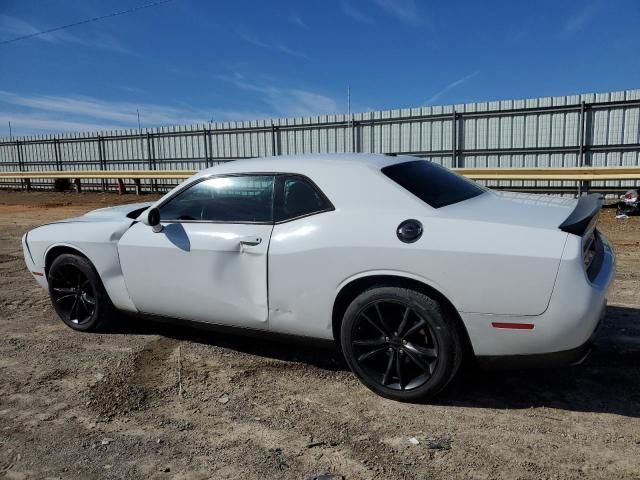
[47,253,114,331]
[340,286,463,402]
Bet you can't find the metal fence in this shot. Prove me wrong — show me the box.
[2,89,640,194]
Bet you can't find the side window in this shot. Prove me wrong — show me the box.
[159,175,275,223]
[275,176,333,222]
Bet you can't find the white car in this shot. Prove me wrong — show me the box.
[22,154,615,401]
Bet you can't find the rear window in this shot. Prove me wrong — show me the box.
[382,160,484,208]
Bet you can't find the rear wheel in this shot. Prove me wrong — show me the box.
[48,254,114,331]
[340,286,463,402]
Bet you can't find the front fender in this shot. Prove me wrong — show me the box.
[25,222,138,313]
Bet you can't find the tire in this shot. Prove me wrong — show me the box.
[340,286,463,402]
[47,253,114,332]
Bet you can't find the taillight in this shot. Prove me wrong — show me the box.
[583,233,597,270]
[583,230,604,282]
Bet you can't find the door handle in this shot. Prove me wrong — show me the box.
[239,236,262,247]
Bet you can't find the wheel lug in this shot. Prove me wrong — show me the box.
[402,340,407,345]
[385,337,389,342]
[388,347,393,352]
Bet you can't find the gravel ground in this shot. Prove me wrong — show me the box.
[0,190,639,480]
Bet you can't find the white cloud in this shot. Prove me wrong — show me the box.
[275,42,308,59]
[0,91,273,136]
[342,2,375,24]
[0,91,198,125]
[372,0,423,25]
[0,14,81,44]
[507,28,528,44]
[238,30,271,49]
[0,14,134,54]
[426,71,479,105]
[272,90,340,117]
[563,1,600,35]
[212,75,340,117]
[289,13,308,29]
[238,29,308,59]
[0,111,121,135]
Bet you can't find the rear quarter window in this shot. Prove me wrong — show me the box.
[274,175,334,222]
[382,160,484,208]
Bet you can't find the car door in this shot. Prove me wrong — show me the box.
[117,174,275,329]
[268,174,336,338]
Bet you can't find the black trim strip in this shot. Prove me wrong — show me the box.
[477,341,592,370]
[23,231,35,263]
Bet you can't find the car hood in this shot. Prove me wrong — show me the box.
[440,190,578,231]
[59,202,153,224]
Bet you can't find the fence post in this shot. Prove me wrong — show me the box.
[152,133,157,192]
[582,102,592,195]
[146,132,152,170]
[270,121,278,156]
[146,132,157,192]
[15,140,24,190]
[577,101,586,196]
[203,128,210,168]
[370,111,375,153]
[452,109,458,168]
[208,128,214,166]
[351,114,356,153]
[54,138,62,171]
[98,136,106,192]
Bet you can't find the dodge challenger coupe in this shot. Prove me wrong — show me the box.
[22,154,615,401]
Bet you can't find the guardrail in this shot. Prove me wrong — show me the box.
[1,167,639,194]
[457,167,640,181]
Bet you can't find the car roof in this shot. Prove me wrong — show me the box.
[193,153,411,179]
[152,153,423,209]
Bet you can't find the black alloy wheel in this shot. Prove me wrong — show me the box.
[48,254,114,331]
[351,300,439,391]
[50,263,96,326]
[341,286,463,402]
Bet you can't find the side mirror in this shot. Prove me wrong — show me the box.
[141,207,163,233]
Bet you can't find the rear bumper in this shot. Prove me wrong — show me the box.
[476,302,605,369]
[461,232,615,361]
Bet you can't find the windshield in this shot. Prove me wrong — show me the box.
[382,160,485,208]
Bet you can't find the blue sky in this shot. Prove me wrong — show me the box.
[1,0,639,136]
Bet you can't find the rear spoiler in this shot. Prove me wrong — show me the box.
[559,194,603,236]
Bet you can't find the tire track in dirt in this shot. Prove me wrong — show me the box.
[86,336,181,418]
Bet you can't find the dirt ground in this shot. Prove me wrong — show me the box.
[0,190,639,480]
